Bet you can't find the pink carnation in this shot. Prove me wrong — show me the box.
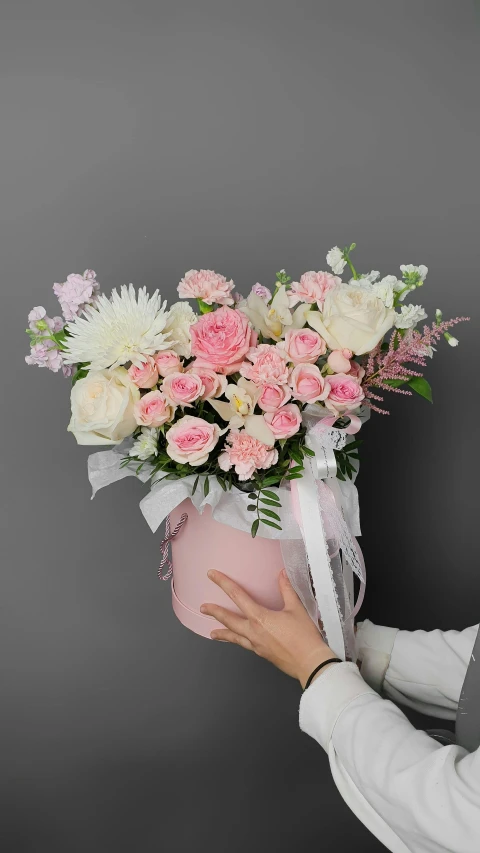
[128,356,159,388]
[278,328,326,364]
[240,344,289,385]
[166,416,221,465]
[218,429,278,481]
[177,269,235,306]
[186,366,228,400]
[134,391,174,426]
[53,270,100,321]
[162,371,204,406]
[256,383,292,412]
[289,364,329,403]
[325,373,365,415]
[263,404,302,439]
[289,271,340,307]
[190,306,254,375]
[154,350,183,377]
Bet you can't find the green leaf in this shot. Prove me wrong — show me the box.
[408,376,433,403]
[384,378,407,387]
[260,518,282,531]
[260,498,282,507]
[260,489,281,501]
[336,470,346,481]
[251,519,259,538]
[262,476,283,486]
[248,492,257,500]
[345,439,363,452]
[71,367,89,386]
[287,464,304,474]
[286,472,304,480]
[302,446,315,457]
[216,475,227,491]
[259,507,281,521]
[247,504,257,511]
[204,476,210,497]
[289,448,304,465]
[191,474,200,495]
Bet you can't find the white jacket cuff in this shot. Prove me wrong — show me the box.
[355,619,399,694]
[299,662,378,751]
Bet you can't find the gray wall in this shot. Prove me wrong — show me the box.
[2,2,479,851]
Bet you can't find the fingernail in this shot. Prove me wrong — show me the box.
[281,568,287,578]
[207,570,214,579]
[200,605,207,614]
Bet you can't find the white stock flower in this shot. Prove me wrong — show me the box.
[371,275,398,308]
[130,427,160,460]
[445,334,459,347]
[63,285,173,370]
[394,304,428,329]
[400,264,428,282]
[326,247,346,275]
[164,301,197,358]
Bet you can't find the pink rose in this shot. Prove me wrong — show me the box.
[134,391,174,427]
[325,373,365,415]
[166,415,221,465]
[348,360,366,382]
[289,364,329,403]
[177,269,234,306]
[240,344,289,385]
[186,366,228,400]
[128,356,159,388]
[190,306,254,375]
[218,429,278,481]
[257,383,292,412]
[289,271,340,307]
[162,371,204,406]
[154,350,183,377]
[263,404,302,439]
[327,349,352,374]
[278,328,326,364]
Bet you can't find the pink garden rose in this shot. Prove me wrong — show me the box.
[256,383,292,412]
[162,371,204,406]
[190,306,254,375]
[327,349,352,374]
[240,344,289,385]
[289,364,330,404]
[289,271,340,307]
[186,366,228,400]
[134,390,174,427]
[263,404,302,439]
[278,328,326,364]
[177,269,235,306]
[218,429,278,481]
[154,350,183,377]
[325,373,365,415]
[166,415,221,465]
[128,356,159,388]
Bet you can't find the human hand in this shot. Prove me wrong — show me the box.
[201,568,337,688]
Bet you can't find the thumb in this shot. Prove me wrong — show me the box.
[278,568,300,608]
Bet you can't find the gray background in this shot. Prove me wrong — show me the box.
[1,1,479,851]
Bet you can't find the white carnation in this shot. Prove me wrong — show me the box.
[129,427,159,460]
[394,304,428,329]
[164,301,197,358]
[326,246,346,275]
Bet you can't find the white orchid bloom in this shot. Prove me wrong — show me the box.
[208,378,261,427]
[238,285,295,341]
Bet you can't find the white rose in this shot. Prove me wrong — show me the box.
[68,367,140,445]
[307,284,396,355]
[326,246,346,275]
[164,301,197,357]
[394,304,428,329]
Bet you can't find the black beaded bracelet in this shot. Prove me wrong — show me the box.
[303,658,342,690]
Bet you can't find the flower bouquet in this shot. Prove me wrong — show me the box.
[25,247,467,657]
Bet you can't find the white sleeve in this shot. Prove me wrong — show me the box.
[355,620,478,720]
[299,663,480,853]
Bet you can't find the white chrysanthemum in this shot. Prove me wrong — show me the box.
[164,301,197,358]
[394,303,428,329]
[129,427,159,460]
[63,285,174,370]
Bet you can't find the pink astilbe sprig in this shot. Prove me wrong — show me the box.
[362,316,469,414]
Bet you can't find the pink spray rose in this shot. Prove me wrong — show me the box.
[218,429,278,481]
[348,360,366,382]
[288,271,340,307]
[128,356,159,388]
[177,269,235,306]
[289,364,330,403]
[256,383,292,412]
[190,306,254,375]
[166,416,221,465]
[162,371,204,406]
[186,366,228,400]
[325,373,365,415]
[278,328,326,364]
[263,404,302,439]
[240,344,290,385]
[154,350,183,377]
[134,390,174,427]
[327,349,352,374]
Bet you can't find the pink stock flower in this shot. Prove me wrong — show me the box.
[327,349,352,373]
[218,429,278,481]
[263,404,302,439]
[25,342,64,373]
[53,270,100,321]
[177,269,235,306]
[256,383,292,412]
[278,328,326,364]
[289,271,340,307]
[128,356,159,388]
[162,371,204,406]
[166,415,221,465]
[325,373,365,415]
[154,350,183,377]
[134,390,174,427]
[251,283,272,302]
[289,364,329,403]
[185,366,227,400]
[28,306,64,335]
[240,344,289,385]
[190,306,254,375]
